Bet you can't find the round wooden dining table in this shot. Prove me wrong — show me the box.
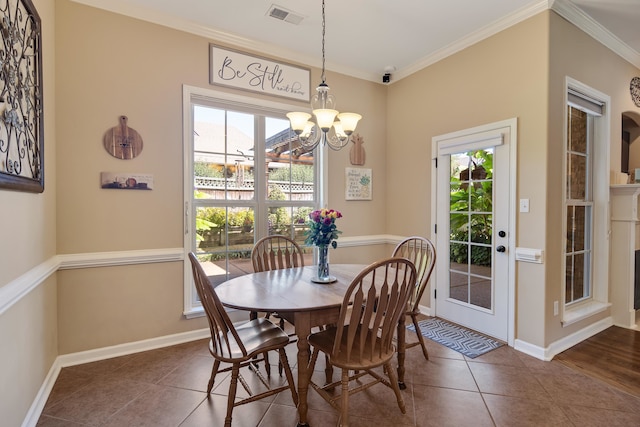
[215,264,409,427]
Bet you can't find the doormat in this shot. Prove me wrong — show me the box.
[407,317,504,358]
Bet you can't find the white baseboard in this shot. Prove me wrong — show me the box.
[58,328,210,367]
[514,316,613,361]
[22,328,209,427]
[21,360,62,427]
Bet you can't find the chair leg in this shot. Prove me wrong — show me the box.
[225,364,241,427]
[207,359,221,394]
[263,351,271,377]
[249,311,262,371]
[278,317,285,376]
[383,360,406,414]
[278,347,299,406]
[412,314,429,360]
[340,368,350,427]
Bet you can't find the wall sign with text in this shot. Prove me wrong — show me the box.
[345,168,372,201]
[210,45,310,102]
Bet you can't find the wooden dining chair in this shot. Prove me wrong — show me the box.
[251,234,305,272]
[188,253,298,427]
[306,257,417,426]
[250,234,305,374]
[392,236,436,360]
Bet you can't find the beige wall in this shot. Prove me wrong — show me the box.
[387,12,550,346]
[387,10,640,348]
[545,12,640,344]
[54,0,387,353]
[3,1,640,422]
[0,0,57,423]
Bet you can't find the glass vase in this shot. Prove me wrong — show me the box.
[312,244,336,283]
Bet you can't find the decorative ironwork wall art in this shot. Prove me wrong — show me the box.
[0,0,43,192]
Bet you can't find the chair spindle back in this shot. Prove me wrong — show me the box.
[333,257,416,363]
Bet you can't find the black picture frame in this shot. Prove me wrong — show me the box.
[0,0,43,193]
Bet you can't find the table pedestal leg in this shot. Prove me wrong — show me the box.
[397,315,407,390]
[295,313,312,427]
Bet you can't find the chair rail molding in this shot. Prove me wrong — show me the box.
[0,256,58,316]
[0,248,184,316]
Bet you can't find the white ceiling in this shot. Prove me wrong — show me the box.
[73,0,640,82]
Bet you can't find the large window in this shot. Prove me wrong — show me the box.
[562,80,609,324]
[183,87,320,315]
[565,105,592,304]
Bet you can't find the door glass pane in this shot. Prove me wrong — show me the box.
[448,149,494,310]
[450,271,468,303]
[470,277,492,309]
[450,213,469,242]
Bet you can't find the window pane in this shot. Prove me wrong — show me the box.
[194,107,255,200]
[565,249,589,303]
[265,116,315,202]
[196,207,255,253]
[569,107,587,154]
[568,153,587,200]
[573,206,586,252]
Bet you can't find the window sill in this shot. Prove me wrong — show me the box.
[184,306,241,320]
[184,307,205,319]
[562,300,610,327]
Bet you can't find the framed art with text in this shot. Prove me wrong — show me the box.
[210,44,310,102]
[345,168,372,201]
[0,0,43,193]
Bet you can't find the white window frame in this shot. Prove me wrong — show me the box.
[561,77,611,326]
[181,85,328,317]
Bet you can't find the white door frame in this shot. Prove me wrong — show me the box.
[430,118,517,347]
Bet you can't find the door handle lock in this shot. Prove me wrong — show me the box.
[496,245,506,253]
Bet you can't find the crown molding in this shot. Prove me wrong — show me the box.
[69,0,379,83]
[61,1,640,84]
[551,0,640,69]
[395,0,551,82]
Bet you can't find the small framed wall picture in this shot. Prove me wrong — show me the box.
[345,167,372,201]
[100,172,153,190]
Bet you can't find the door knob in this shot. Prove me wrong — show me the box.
[496,245,506,253]
[498,231,506,238]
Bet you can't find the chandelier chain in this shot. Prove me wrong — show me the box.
[285,0,361,152]
[321,0,326,84]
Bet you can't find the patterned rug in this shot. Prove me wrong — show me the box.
[407,317,504,358]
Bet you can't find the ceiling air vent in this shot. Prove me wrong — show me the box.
[267,4,304,25]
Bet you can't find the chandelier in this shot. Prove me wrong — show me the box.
[286,0,362,151]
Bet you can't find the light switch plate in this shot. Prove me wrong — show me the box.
[519,199,529,213]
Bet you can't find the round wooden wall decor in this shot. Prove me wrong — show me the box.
[631,77,640,108]
[103,116,143,159]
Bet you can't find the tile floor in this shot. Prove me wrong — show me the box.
[37,323,640,426]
